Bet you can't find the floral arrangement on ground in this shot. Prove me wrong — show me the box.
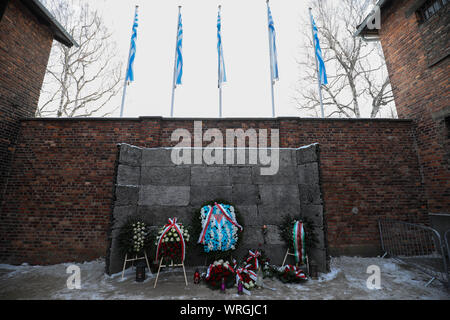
[201,249,308,290]
[204,259,236,290]
[262,263,308,283]
[191,199,244,261]
[243,249,270,271]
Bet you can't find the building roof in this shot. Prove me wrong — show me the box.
[20,0,78,47]
[355,0,433,38]
[355,0,392,38]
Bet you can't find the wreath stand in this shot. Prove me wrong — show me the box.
[282,249,309,275]
[121,252,151,280]
[153,256,188,288]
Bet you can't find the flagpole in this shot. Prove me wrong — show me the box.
[219,85,223,118]
[120,5,138,118]
[309,7,325,118]
[267,0,275,118]
[218,5,223,118]
[170,6,182,118]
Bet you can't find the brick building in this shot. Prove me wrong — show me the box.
[356,0,449,234]
[0,0,76,204]
[0,0,447,266]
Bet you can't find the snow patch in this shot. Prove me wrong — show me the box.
[317,267,340,282]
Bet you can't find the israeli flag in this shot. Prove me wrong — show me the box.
[126,8,139,84]
[217,7,227,87]
[268,4,279,82]
[310,13,328,86]
[175,10,183,86]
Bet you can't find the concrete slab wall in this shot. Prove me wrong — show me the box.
[107,143,328,274]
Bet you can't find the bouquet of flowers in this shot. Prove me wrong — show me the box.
[117,218,151,255]
[235,264,257,291]
[204,259,236,290]
[262,261,279,279]
[155,218,190,263]
[276,265,307,283]
[243,249,270,271]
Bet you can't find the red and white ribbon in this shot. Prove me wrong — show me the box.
[235,264,257,284]
[197,203,243,245]
[283,264,307,280]
[215,203,243,231]
[223,262,235,273]
[155,218,185,262]
[205,264,214,280]
[197,206,214,244]
[246,250,261,270]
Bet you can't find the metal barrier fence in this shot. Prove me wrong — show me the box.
[445,229,450,264]
[378,219,449,288]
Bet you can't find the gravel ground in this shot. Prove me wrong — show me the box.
[0,256,448,300]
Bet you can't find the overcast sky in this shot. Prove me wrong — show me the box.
[85,0,314,118]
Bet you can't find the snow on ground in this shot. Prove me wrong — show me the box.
[0,257,448,300]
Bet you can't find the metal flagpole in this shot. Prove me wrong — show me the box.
[219,85,223,118]
[267,0,276,118]
[309,7,325,118]
[120,64,129,118]
[218,5,223,118]
[171,6,182,118]
[120,5,138,118]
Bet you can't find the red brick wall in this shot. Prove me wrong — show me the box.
[0,118,427,264]
[0,0,53,204]
[379,0,450,213]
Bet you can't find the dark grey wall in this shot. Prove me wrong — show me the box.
[106,143,328,275]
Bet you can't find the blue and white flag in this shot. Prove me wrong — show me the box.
[310,13,328,86]
[267,4,279,82]
[217,7,227,87]
[175,10,183,86]
[126,7,139,84]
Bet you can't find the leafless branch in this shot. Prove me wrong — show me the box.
[37,0,123,118]
[295,0,396,118]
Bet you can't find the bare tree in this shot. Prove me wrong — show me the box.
[37,0,123,118]
[295,0,396,118]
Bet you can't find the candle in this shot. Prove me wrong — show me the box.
[194,269,200,284]
[220,277,226,293]
[237,280,243,294]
